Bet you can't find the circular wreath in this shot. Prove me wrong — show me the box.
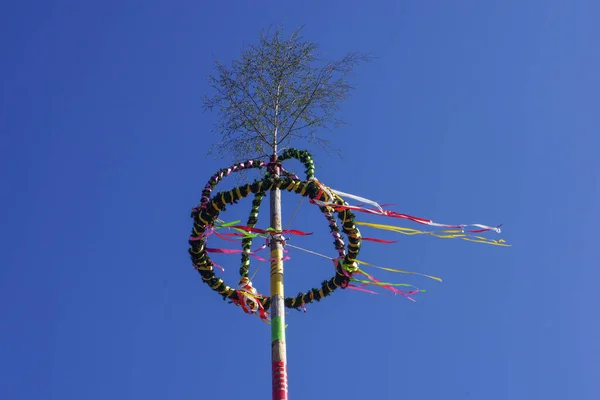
[188,149,363,315]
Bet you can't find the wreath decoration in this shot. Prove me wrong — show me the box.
[189,149,510,320]
[188,149,362,319]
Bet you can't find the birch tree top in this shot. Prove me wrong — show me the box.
[202,25,371,161]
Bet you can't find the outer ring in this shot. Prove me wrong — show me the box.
[189,158,362,311]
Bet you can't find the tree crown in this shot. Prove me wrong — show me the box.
[203,25,370,161]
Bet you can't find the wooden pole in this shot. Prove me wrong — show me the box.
[270,154,288,400]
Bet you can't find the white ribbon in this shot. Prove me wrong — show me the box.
[238,281,260,313]
[330,189,384,212]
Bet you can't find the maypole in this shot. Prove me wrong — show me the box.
[269,152,288,400]
[195,25,510,400]
[188,149,509,399]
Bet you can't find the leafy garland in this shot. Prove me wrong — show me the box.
[189,149,362,313]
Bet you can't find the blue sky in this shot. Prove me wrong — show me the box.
[1,1,598,399]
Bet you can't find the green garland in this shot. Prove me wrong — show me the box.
[277,148,316,180]
[239,190,265,279]
[188,149,362,312]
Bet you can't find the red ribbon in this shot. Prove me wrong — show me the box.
[318,202,500,233]
[362,237,398,244]
[231,225,313,236]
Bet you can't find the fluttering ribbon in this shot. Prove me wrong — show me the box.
[330,188,384,213]
[356,259,442,282]
[309,185,505,236]
[206,241,269,261]
[334,257,424,301]
[355,221,510,247]
[230,225,313,236]
[361,237,398,244]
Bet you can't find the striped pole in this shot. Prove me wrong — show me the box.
[270,158,288,400]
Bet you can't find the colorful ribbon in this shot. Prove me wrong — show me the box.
[355,221,510,247]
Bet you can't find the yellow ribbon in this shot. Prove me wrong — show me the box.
[356,259,443,282]
[355,221,510,247]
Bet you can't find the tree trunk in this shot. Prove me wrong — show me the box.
[270,154,288,400]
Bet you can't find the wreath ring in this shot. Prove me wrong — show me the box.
[188,149,362,315]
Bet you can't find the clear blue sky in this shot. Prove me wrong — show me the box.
[1,1,598,399]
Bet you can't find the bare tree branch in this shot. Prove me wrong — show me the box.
[202,25,371,161]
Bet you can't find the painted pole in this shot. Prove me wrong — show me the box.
[270,154,288,400]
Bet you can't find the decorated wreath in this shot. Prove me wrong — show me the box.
[188,149,509,320]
